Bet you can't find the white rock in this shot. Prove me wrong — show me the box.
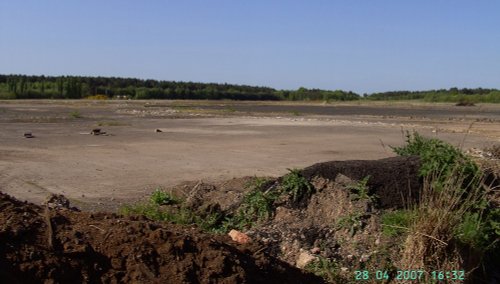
[296,251,317,269]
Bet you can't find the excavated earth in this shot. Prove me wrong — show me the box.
[0,192,323,283]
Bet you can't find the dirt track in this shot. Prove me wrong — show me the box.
[0,100,498,211]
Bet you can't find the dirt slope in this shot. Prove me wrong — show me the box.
[0,193,324,284]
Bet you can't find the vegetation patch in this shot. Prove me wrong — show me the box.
[381,210,416,237]
[393,131,499,281]
[281,168,314,204]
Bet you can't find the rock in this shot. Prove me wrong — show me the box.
[296,251,317,269]
[360,253,370,263]
[24,132,34,138]
[45,194,71,209]
[228,230,251,244]
[310,247,321,254]
[155,128,162,133]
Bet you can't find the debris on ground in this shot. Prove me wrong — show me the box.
[24,131,34,138]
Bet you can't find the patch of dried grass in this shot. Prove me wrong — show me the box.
[398,169,486,281]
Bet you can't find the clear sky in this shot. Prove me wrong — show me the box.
[1,1,499,94]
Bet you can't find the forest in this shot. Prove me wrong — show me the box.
[0,75,359,101]
[1,74,498,103]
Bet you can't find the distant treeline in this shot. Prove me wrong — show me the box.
[1,75,498,103]
[368,88,500,103]
[0,74,359,101]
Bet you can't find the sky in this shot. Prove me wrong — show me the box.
[0,1,499,94]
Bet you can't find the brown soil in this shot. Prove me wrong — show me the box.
[0,192,323,284]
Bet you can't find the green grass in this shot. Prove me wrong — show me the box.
[381,210,416,237]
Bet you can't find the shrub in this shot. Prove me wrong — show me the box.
[392,131,480,182]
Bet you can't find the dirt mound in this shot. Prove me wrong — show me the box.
[0,193,324,283]
[301,156,422,208]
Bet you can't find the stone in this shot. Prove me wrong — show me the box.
[296,251,317,269]
[228,230,251,244]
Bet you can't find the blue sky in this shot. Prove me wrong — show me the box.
[0,1,499,94]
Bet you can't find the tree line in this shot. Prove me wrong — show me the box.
[0,74,360,101]
[368,88,500,103]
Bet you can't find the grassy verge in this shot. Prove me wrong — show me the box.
[392,131,499,281]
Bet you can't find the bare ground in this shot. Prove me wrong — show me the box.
[0,100,498,211]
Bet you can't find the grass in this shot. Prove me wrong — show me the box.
[381,210,416,237]
[392,131,499,280]
[69,110,82,118]
[305,257,352,283]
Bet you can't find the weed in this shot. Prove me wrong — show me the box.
[223,177,279,231]
[346,176,375,201]
[150,188,180,205]
[69,110,82,118]
[281,169,313,203]
[305,257,351,283]
[392,131,479,182]
[335,212,364,236]
[290,110,301,116]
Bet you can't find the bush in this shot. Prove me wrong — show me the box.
[392,131,480,182]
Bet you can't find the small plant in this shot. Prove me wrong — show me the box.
[290,110,301,116]
[335,212,364,236]
[346,176,374,201]
[281,169,313,203]
[381,210,416,237]
[223,177,279,231]
[69,110,82,118]
[150,188,179,205]
[305,257,350,283]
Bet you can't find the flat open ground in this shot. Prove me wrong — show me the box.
[1,100,499,211]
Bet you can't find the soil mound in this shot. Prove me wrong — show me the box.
[0,193,323,284]
[301,156,421,208]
